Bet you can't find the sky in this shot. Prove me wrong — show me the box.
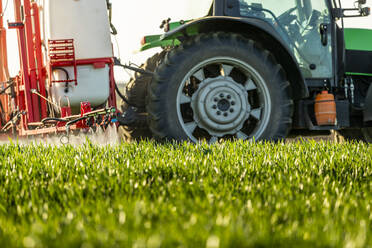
[2,0,372,82]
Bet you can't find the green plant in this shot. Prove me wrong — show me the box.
[0,141,371,247]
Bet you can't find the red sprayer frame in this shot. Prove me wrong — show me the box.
[0,0,10,130]
[0,0,117,138]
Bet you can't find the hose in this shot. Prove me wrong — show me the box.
[0,80,14,95]
[64,116,87,136]
[52,67,69,80]
[114,80,136,107]
[1,121,12,132]
[117,63,154,76]
[52,67,70,93]
[114,59,154,109]
[1,111,21,133]
[65,107,116,130]
[66,116,87,127]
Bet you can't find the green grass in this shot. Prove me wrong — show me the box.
[0,141,371,248]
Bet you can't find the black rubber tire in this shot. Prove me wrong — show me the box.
[120,51,166,141]
[362,128,372,143]
[337,128,372,143]
[121,51,166,112]
[147,32,293,142]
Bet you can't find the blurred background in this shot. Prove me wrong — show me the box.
[2,0,372,83]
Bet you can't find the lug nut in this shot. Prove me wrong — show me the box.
[230,109,234,113]
[219,93,224,98]
[214,98,219,102]
[224,113,228,117]
[217,111,221,116]
[212,105,217,109]
[231,101,236,106]
[227,95,231,100]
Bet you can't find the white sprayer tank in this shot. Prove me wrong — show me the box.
[42,0,113,109]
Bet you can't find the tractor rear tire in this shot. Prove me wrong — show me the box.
[121,51,166,112]
[147,32,293,143]
[120,51,166,141]
[362,128,372,142]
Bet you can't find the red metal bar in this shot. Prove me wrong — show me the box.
[15,75,26,129]
[31,2,47,119]
[0,0,9,81]
[0,0,10,127]
[19,124,79,136]
[52,80,78,83]
[49,39,74,44]
[23,0,40,122]
[12,24,34,125]
[108,62,117,109]
[76,58,113,65]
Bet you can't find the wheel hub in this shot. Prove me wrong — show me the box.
[217,99,230,112]
[191,76,251,137]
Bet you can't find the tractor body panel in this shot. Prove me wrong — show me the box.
[344,28,372,76]
[140,20,192,51]
[343,28,372,124]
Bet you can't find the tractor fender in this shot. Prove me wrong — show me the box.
[162,16,308,99]
[364,84,372,123]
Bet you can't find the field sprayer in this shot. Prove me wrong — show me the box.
[122,0,372,143]
[0,0,151,142]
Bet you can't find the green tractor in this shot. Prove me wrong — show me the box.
[119,0,372,143]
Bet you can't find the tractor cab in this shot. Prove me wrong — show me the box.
[234,0,333,79]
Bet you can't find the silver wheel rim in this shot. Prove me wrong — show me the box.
[176,57,271,143]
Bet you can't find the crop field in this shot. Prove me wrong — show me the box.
[0,141,371,248]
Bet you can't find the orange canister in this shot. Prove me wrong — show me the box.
[314,91,337,126]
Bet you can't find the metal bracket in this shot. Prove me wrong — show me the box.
[7,22,24,29]
[114,57,154,76]
[333,7,371,18]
